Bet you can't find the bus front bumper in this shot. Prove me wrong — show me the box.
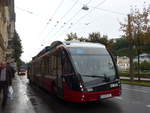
[64,88,121,103]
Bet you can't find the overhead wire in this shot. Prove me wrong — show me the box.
[54,10,81,33]
[62,0,126,37]
[42,0,125,45]
[59,0,80,21]
[42,0,80,39]
[16,6,34,15]
[78,0,92,5]
[89,7,125,15]
[70,3,125,29]
[38,0,65,35]
[70,0,108,28]
[16,6,53,21]
[49,9,82,39]
[43,9,81,43]
[86,0,93,5]
[49,0,80,30]
[38,0,65,45]
[40,0,80,45]
[55,0,107,38]
[46,0,65,24]
[48,0,95,40]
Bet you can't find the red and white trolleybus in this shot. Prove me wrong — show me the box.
[27,41,121,102]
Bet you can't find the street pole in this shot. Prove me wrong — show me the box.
[137,27,141,81]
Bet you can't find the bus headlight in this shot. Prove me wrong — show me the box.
[80,84,83,88]
[80,82,86,92]
[110,83,119,88]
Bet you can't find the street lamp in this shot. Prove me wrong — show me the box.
[82,5,89,10]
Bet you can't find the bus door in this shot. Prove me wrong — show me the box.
[56,51,64,98]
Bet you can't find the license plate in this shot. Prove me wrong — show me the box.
[100,94,112,99]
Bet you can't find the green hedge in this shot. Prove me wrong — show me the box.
[119,72,150,78]
[121,80,150,87]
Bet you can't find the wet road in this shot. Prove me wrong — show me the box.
[1,76,150,113]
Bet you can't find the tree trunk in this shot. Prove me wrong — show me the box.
[128,15,134,81]
[129,42,134,81]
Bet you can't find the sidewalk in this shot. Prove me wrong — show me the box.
[0,76,36,113]
[120,76,150,81]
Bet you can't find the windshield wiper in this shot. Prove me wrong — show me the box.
[82,74,110,82]
[104,74,110,82]
[82,75,104,78]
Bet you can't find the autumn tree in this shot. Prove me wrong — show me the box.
[120,4,150,80]
[65,32,114,52]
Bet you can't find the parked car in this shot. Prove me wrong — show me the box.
[18,69,26,76]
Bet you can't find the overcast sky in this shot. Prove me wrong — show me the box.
[15,0,150,62]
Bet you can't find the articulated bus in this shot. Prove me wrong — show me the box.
[27,41,121,102]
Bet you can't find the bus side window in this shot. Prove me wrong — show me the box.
[49,55,53,75]
[44,57,49,75]
[62,55,73,75]
[51,55,57,75]
[57,53,62,75]
[41,59,45,75]
[33,62,36,75]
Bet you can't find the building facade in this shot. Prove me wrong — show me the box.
[0,0,9,62]
[134,53,150,63]
[0,0,15,63]
[117,56,130,72]
[6,0,15,62]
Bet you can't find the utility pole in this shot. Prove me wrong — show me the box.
[128,14,134,81]
[137,26,141,81]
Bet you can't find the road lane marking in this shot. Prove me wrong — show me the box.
[146,105,150,108]
[123,88,150,94]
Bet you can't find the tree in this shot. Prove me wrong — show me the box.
[120,4,150,80]
[140,61,150,71]
[66,32,109,45]
[65,32,78,41]
[88,32,110,46]
[88,32,101,43]
[130,5,150,79]
[65,32,116,55]
[113,38,129,51]
[120,14,134,81]
[78,37,87,42]
[12,31,23,70]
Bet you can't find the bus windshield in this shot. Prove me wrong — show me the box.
[68,47,116,85]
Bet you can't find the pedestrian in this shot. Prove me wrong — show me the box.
[0,62,13,108]
[6,62,15,79]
